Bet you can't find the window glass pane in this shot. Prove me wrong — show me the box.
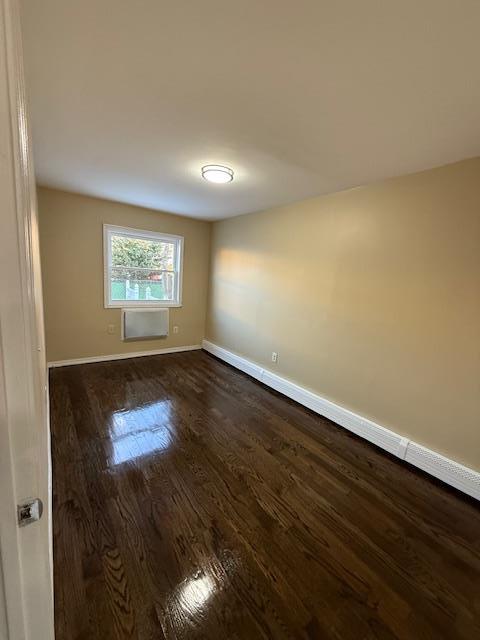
[105,227,182,306]
[110,267,175,302]
[111,235,175,271]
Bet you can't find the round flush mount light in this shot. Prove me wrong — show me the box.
[201,164,234,184]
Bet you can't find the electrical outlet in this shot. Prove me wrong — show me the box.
[173,325,179,334]
[271,351,278,363]
[107,324,115,335]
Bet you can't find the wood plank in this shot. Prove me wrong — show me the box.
[49,350,480,639]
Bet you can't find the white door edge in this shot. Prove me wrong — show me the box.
[0,0,54,638]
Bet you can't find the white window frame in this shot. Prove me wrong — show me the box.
[103,224,184,308]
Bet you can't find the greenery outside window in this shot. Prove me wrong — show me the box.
[103,224,183,308]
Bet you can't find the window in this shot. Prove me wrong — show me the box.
[103,224,183,308]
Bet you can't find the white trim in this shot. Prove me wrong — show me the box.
[103,223,184,308]
[48,344,202,368]
[202,340,480,501]
[107,301,182,308]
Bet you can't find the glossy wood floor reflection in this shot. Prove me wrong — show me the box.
[50,350,480,640]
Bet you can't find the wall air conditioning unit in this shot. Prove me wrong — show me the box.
[121,308,169,340]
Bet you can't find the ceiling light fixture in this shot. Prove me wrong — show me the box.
[201,164,234,184]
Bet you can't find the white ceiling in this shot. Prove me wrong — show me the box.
[20,0,480,220]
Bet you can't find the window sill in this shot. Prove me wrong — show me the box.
[105,302,183,309]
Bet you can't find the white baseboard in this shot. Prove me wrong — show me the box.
[47,344,202,368]
[202,340,480,501]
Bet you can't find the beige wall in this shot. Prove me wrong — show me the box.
[38,188,211,362]
[206,158,480,471]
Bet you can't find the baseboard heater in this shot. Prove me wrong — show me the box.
[121,308,169,340]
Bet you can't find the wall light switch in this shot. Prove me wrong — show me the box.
[107,324,115,335]
[173,325,179,334]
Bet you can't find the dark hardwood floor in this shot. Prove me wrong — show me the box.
[49,349,480,640]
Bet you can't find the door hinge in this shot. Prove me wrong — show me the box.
[17,498,43,527]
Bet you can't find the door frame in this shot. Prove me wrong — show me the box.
[0,0,54,638]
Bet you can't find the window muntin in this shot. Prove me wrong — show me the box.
[104,225,183,307]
